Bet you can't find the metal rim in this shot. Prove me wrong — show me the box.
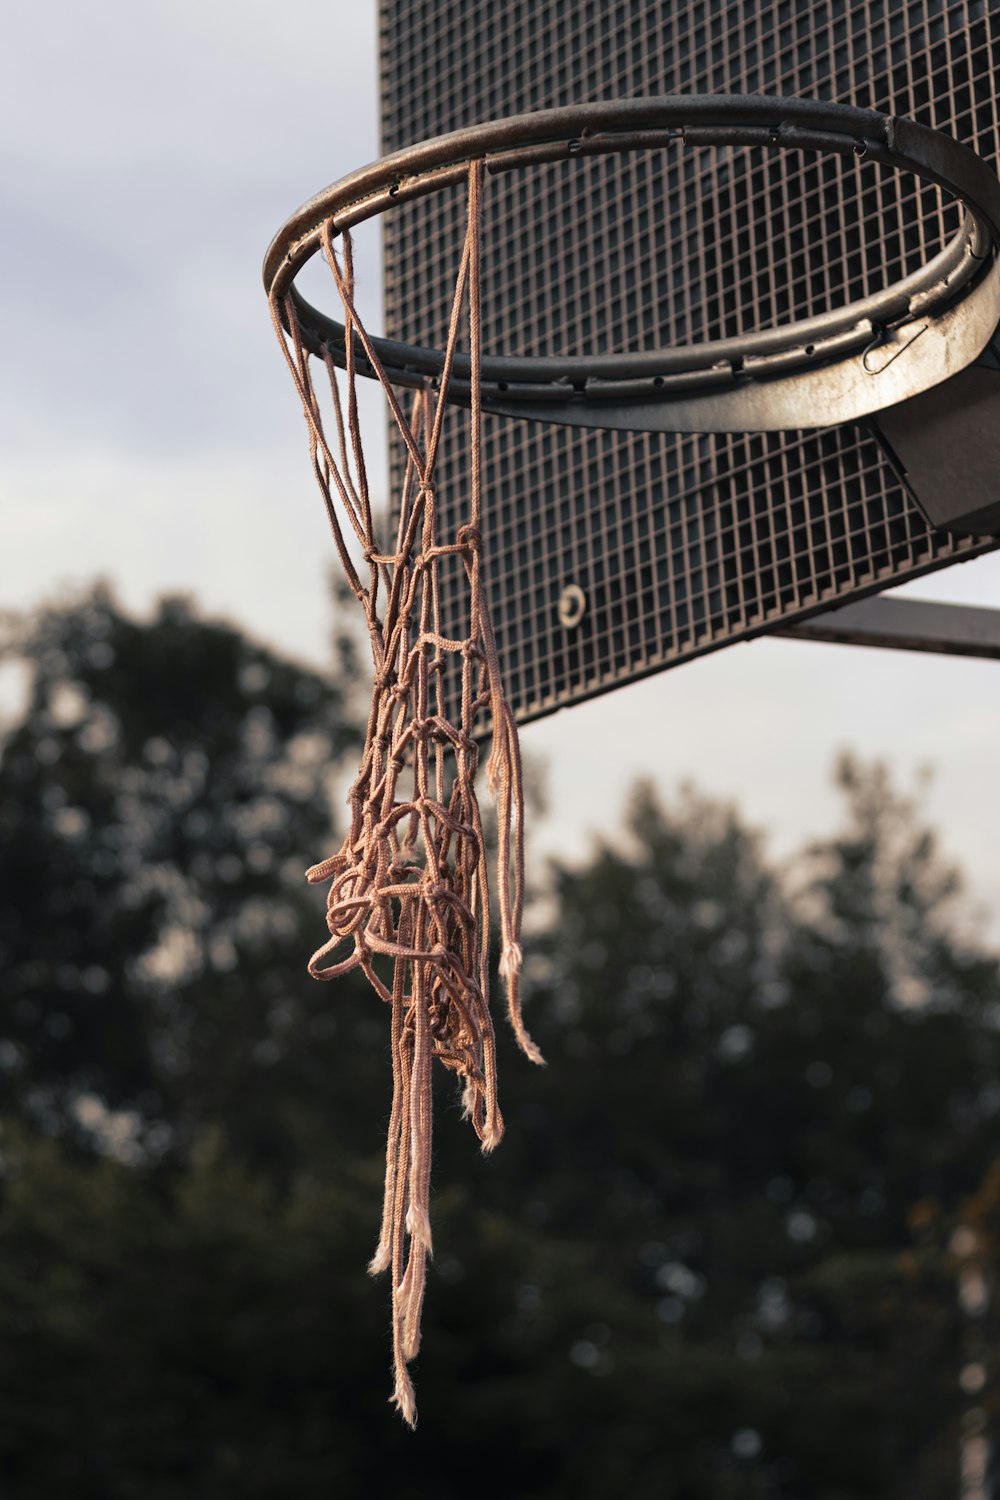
[264,95,1000,432]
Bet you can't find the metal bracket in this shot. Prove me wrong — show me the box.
[868,342,1000,536]
[778,595,1000,659]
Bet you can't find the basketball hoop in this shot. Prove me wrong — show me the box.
[265,95,1000,434]
[265,95,1000,1424]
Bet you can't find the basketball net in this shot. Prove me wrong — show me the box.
[269,162,543,1425]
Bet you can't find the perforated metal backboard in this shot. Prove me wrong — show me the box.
[379,0,1000,725]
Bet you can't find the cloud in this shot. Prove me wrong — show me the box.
[2,2,379,171]
[0,441,373,664]
[1,1,382,453]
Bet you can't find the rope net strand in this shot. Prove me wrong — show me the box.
[269,161,543,1427]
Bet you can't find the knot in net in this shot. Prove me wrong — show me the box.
[269,161,543,1427]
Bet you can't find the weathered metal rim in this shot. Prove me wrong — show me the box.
[263,95,1000,411]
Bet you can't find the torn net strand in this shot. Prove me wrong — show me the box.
[269,159,543,1427]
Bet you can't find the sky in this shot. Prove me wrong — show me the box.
[4,0,1000,928]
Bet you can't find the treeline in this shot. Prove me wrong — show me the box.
[0,585,998,1498]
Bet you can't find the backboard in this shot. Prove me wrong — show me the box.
[379,0,1000,725]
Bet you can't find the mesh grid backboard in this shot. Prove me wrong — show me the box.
[379,1,1000,724]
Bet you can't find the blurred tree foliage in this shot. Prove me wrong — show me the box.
[0,586,998,1498]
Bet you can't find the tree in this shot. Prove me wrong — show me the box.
[477,763,1000,1497]
[1,589,998,1498]
[0,583,370,1163]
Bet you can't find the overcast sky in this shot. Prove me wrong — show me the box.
[4,0,1000,927]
